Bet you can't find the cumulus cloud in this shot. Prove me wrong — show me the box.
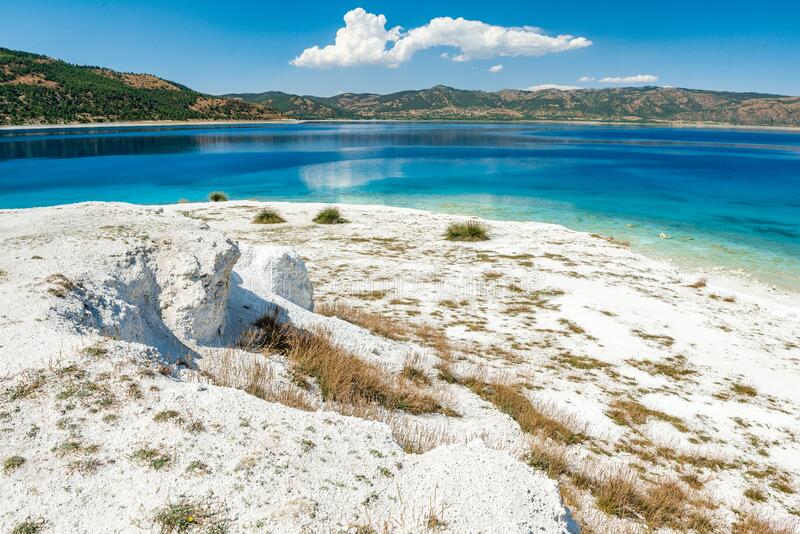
[578,76,595,82]
[527,84,582,91]
[291,8,591,68]
[489,64,504,73]
[598,74,658,84]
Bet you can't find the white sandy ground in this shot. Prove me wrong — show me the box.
[0,200,799,533]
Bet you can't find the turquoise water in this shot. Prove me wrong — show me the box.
[1,122,799,288]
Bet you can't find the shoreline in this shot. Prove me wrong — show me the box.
[7,198,798,306]
[2,117,800,133]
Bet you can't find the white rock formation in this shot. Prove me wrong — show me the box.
[236,243,314,311]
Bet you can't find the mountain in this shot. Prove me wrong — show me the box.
[3,46,799,127]
[227,85,800,127]
[0,48,280,125]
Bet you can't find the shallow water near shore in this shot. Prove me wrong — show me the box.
[1,122,798,289]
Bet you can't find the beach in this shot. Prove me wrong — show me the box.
[1,200,798,533]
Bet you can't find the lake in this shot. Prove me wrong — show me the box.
[1,122,799,288]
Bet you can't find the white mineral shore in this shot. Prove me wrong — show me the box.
[1,201,798,533]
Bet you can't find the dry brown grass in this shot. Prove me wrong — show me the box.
[687,277,708,288]
[206,349,315,412]
[240,313,446,416]
[732,514,799,534]
[414,324,452,361]
[400,358,432,387]
[627,355,695,382]
[446,374,585,445]
[286,330,442,414]
[317,302,409,340]
[607,399,689,433]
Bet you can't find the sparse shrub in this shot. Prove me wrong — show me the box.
[731,382,757,397]
[253,207,286,224]
[317,302,409,340]
[444,220,489,242]
[6,370,45,400]
[4,455,25,473]
[400,365,431,387]
[313,206,347,224]
[744,487,767,502]
[154,499,228,533]
[11,518,46,534]
[153,410,181,423]
[207,191,228,202]
[687,277,708,288]
[132,446,171,470]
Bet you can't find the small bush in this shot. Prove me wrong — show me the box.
[313,206,347,224]
[207,191,228,202]
[253,208,286,224]
[445,220,489,242]
[11,518,46,534]
[4,455,25,473]
[154,499,228,533]
[132,446,172,470]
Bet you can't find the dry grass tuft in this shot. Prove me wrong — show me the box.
[687,277,708,288]
[286,328,442,415]
[627,355,695,382]
[732,514,798,534]
[400,357,432,387]
[207,191,227,202]
[153,498,228,533]
[253,207,286,224]
[731,382,758,398]
[447,375,585,445]
[313,206,347,224]
[206,348,315,412]
[526,440,571,478]
[444,220,489,242]
[241,313,446,415]
[414,324,453,361]
[317,302,409,340]
[607,399,688,433]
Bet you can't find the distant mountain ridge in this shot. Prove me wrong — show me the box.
[2,47,799,127]
[227,85,800,127]
[0,48,280,125]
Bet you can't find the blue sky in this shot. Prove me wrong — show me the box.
[2,0,799,96]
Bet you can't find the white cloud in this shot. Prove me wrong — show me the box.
[578,76,594,82]
[527,84,582,91]
[291,8,591,68]
[489,64,504,73]
[598,74,658,84]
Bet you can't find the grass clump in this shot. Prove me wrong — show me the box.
[313,206,347,224]
[607,399,689,433]
[444,220,489,242]
[132,446,172,470]
[207,191,227,202]
[4,455,25,473]
[11,518,46,534]
[317,302,409,340]
[252,207,286,224]
[240,313,444,415]
[154,499,228,533]
[731,382,758,397]
[732,514,797,534]
[743,487,767,502]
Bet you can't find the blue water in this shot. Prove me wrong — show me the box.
[1,122,799,288]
